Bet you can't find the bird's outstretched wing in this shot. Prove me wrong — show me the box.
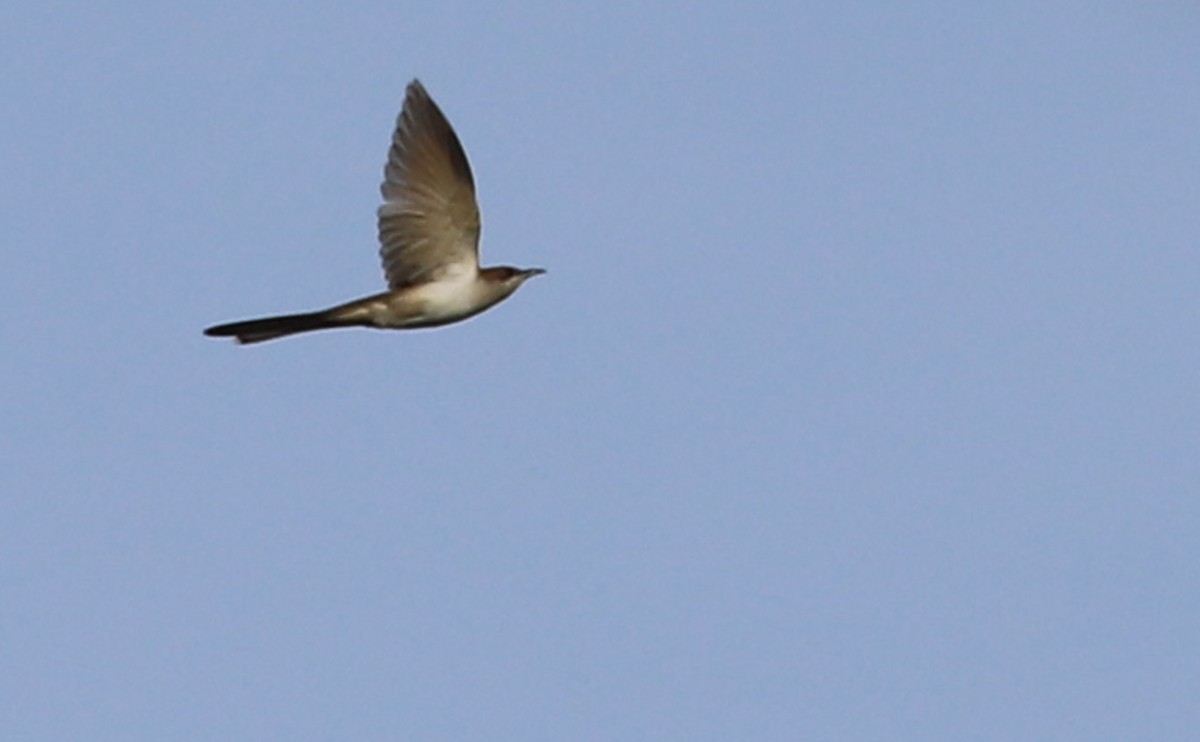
[377,80,481,289]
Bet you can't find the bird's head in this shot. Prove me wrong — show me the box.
[502,266,546,281]
[477,266,546,308]
[485,266,546,288]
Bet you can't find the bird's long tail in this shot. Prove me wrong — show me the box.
[204,310,365,344]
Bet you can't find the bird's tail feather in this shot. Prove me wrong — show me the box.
[204,311,364,344]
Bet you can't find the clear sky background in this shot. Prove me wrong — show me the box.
[4,2,1198,739]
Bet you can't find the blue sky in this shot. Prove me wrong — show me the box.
[4,2,1199,739]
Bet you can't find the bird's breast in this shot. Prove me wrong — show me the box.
[374,268,508,328]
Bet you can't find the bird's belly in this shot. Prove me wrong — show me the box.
[374,276,497,329]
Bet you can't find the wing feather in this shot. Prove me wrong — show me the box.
[377,81,481,289]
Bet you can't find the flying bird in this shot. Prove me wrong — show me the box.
[205,80,544,344]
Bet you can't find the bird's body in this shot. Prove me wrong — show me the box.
[205,81,543,345]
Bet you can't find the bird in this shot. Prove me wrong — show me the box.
[205,80,544,345]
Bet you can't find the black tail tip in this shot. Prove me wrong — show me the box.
[203,323,240,338]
